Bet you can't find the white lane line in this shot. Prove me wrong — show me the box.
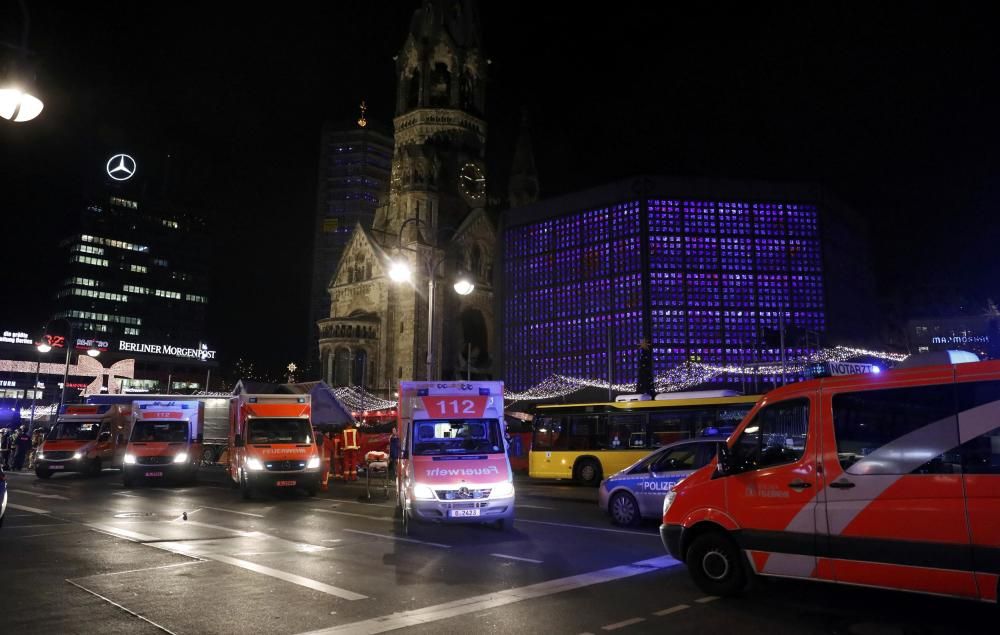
[65,579,177,634]
[322,539,343,543]
[515,519,658,537]
[490,553,543,564]
[14,530,81,539]
[602,617,646,631]
[1,522,71,529]
[84,560,205,578]
[86,523,367,601]
[7,503,51,514]
[695,596,719,603]
[311,508,393,522]
[202,505,266,518]
[342,528,450,549]
[168,519,255,537]
[112,491,140,497]
[514,504,555,510]
[653,604,690,616]
[198,553,367,600]
[296,555,680,635]
[327,499,396,509]
[9,489,70,500]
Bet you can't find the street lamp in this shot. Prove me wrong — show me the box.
[28,340,51,431]
[389,218,476,380]
[0,0,44,122]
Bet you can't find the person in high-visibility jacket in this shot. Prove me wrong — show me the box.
[343,426,360,481]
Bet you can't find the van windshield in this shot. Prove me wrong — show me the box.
[412,419,504,456]
[48,421,100,441]
[132,420,188,442]
[247,418,311,444]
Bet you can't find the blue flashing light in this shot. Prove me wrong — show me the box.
[248,397,258,403]
[872,366,881,374]
[479,388,490,396]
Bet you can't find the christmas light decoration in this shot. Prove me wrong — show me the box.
[333,386,395,412]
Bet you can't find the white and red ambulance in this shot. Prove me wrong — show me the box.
[396,381,514,532]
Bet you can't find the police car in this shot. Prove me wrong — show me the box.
[598,438,725,526]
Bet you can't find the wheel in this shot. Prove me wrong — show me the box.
[686,531,747,597]
[35,468,51,479]
[240,471,253,500]
[400,494,413,535]
[609,491,640,527]
[575,459,602,487]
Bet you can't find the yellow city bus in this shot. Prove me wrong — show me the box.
[529,391,760,486]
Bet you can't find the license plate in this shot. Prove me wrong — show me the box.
[276,480,296,487]
[145,471,163,477]
[49,464,64,470]
[449,509,480,518]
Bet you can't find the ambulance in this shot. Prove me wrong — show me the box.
[122,400,205,486]
[396,381,514,533]
[35,404,132,478]
[228,394,322,499]
[661,357,1000,602]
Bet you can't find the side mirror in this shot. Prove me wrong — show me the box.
[234,435,245,448]
[714,444,733,478]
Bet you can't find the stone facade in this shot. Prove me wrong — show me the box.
[319,0,497,397]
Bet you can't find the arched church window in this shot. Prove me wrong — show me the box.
[430,63,451,107]
[408,71,421,109]
[334,348,351,386]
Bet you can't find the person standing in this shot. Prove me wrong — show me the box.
[0,429,10,470]
[316,429,330,492]
[12,426,32,471]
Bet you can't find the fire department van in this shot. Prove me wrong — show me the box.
[396,381,514,533]
[661,358,1000,602]
[228,394,321,499]
[36,404,131,478]
[123,400,205,486]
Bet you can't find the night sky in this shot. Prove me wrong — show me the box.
[2,2,998,375]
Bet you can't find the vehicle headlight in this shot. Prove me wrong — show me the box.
[37,452,45,460]
[73,452,83,460]
[412,483,435,500]
[124,454,136,465]
[491,481,515,498]
[663,489,678,516]
[306,457,320,469]
[245,458,264,471]
[173,452,188,464]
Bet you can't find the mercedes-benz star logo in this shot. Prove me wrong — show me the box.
[106,154,136,181]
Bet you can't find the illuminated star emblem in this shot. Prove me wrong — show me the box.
[106,154,137,181]
[639,339,651,350]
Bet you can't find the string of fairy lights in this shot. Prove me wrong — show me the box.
[330,346,910,411]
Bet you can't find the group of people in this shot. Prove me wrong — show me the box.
[1,425,36,471]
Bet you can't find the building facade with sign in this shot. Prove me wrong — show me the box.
[500,177,878,391]
[45,151,219,396]
[309,118,393,360]
[907,315,1000,359]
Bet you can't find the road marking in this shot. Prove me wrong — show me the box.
[311,508,393,522]
[112,491,140,497]
[7,503,51,514]
[9,488,70,500]
[202,505,265,518]
[1,522,70,529]
[514,504,555,510]
[515,519,658,537]
[296,555,680,635]
[14,530,81,539]
[490,553,543,563]
[85,523,367,601]
[653,604,690,616]
[198,553,367,600]
[343,528,450,549]
[695,596,719,603]
[602,617,646,630]
[86,560,205,578]
[328,499,396,509]
[65,579,177,634]
[322,539,343,543]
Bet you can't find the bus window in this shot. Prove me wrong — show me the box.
[532,416,564,450]
[609,414,645,449]
[704,404,754,437]
[569,415,604,450]
[648,410,693,447]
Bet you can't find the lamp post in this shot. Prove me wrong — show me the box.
[28,341,51,432]
[55,328,100,411]
[387,218,475,380]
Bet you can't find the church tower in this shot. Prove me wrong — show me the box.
[319,0,496,396]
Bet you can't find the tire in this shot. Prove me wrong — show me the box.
[35,468,51,479]
[609,491,640,527]
[686,531,747,597]
[575,458,603,487]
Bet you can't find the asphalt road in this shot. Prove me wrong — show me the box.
[0,468,994,635]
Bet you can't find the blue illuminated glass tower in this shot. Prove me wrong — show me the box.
[500,177,877,392]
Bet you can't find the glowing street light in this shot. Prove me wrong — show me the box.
[0,1,44,123]
[453,275,475,296]
[388,259,412,283]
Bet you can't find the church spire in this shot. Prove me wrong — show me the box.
[508,109,539,208]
